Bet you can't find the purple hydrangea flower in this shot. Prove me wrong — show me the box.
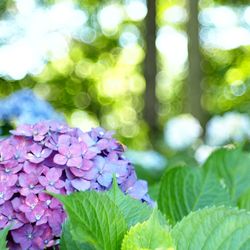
[11,224,47,249]
[53,136,83,167]
[26,144,51,164]
[0,121,153,249]
[31,122,49,142]
[0,184,15,205]
[10,124,33,137]
[19,194,47,225]
[0,141,15,164]
[19,173,44,196]
[0,201,25,230]
[38,168,64,194]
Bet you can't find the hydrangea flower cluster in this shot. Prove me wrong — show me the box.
[164,114,202,151]
[0,121,152,249]
[0,89,63,125]
[206,111,250,146]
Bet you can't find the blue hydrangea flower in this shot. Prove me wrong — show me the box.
[0,89,63,125]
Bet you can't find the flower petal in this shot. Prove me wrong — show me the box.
[97,173,112,187]
[46,168,62,182]
[71,178,90,191]
[38,176,48,187]
[67,157,82,168]
[53,154,67,165]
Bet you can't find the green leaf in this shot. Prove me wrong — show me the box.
[54,191,127,250]
[238,189,250,210]
[158,166,231,224]
[60,220,94,250]
[0,227,9,250]
[107,178,153,227]
[121,209,175,250]
[148,183,160,201]
[204,148,250,201]
[172,206,250,250]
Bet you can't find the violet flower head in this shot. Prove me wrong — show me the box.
[26,144,51,164]
[0,121,153,250]
[53,135,83,167]
[38,168,64,194]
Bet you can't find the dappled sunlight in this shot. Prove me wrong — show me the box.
[0,0,250,148]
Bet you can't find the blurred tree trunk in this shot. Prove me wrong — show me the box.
[144,0,158,134]
[186,0,208,127]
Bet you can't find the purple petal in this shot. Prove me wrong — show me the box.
[0,173,18,187]
[41,148,52,159]
[67,157,82,168]
[30,144,42,156]
[46,185,60,194]
[79,142,87,153]
[82,168,98,180]
[97,173,112,187]
[1,201,13,216]
[65,179,74,194]
[46,168,62,182]
[126,180,148,200]
[36,215,48,226]
[82,159,93,171]
[33,123,49,137]
[0,216,8,229]
[23,162,44,175]
[15,212,29,225]
[58,144,69,155]
[69,167,85,177]
[38,176,48,187]
[9,218,24,230]
[50,198,61,209]
[25,194,39,208]
[58,135,71,146]
[69,144,82,156]
[10,124,33,137]
[48,209,64,236]
[11,164,23,174]
[54,180,64,189]
[33,226,53,249]
[33,134,45,142]
[79,133,95,147]
[33,205,45,221]
[65,169,74,180]
[94,156,105,171]
[45,133,59,150]
[26,155,39,164]
[121,170,137,190]
[8,174,18,186]
[33,185,44,194]
[19,204,30,214]
[85,148,99,159]
[97,139,109,150]
[5,188,14,200]
[53,154,67,165]
[20,187,32,196]
[26,153,44,164]
[19,173,38,187]
[11,224,33,246]
[71,178,90,191]
[11,197,22,212]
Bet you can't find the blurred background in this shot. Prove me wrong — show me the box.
[0,0,250,186]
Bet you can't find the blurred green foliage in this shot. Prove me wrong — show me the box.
[203,46,250,114]
[0,0,250,150]
[0,0,149,149]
